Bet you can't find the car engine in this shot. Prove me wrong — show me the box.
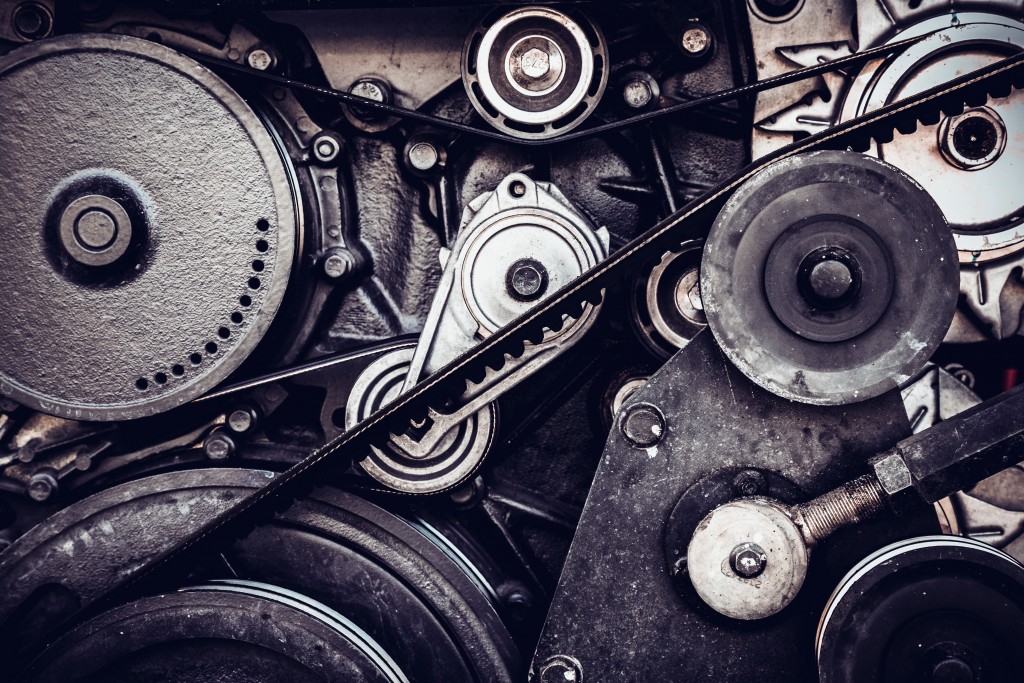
[1,0,1024,680]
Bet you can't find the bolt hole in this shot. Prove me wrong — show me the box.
[218,326,231,340]
[248,277,261,290]
[189,352,203,366]
[509,180,527,198]
[171,364,185,377]
[251,259,265,272]
[205,341,219,355]
[239,295,252,307]
[154,372,168,385]
[231,311,244,324]
[256,239,269,252]
[136,378,149,391]
[256,219,270,232]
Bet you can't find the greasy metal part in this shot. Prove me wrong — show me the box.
[0,34,296,420]
[532,331,931,679]
[702,150,958,405]
[687,498,809,620]
[462,6,609,139]
[871,382,1024,506]
[49,48,1024,642]
[0,469,521,680]
[747,5,1024,344]
[23,581,410,683]
[791,475,887,545]
[387,174,608,461]
[630,240,706,359]
[345,344,496,494]
[816,535,1024,683]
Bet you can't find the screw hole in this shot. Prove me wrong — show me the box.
[509,180,527,198]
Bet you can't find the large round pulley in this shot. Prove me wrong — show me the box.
[0,34,296,420]
[23,582,408,683]
[463,6,608,139]
[701,150,958,405]
[0,469,520,680]
[346,344,496,494]
[817,536,1024,683]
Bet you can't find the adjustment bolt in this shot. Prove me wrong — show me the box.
[621,404,665,448]
[27,471,58,503]
[538,655,584,683]
[730,542,767,578]
[246,48,275,71]
[321,248,356,280]
[311,132,343,165]
[408,141,440,172]
[939,107,1006,170]
[506,258,549,301]
[12,2,53,40]
[227,406,259,434]
[808,259,854,300]
[204,431,236,460]
[680,24,713,58]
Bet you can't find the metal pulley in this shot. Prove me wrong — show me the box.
[701,150,959,405]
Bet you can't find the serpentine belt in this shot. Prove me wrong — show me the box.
[7,33,1024,659]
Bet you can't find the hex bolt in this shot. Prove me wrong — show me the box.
[506,258,549,301]
[538,655,584,683]
[311,133,342,165]
[621,404,665,448]
[407,141,440,172]
[27,470,58,503]
[245,48,275,71]
[623,79,653,109]
[12,2,53,40]
[227,406,259,434]
[730,542,768,578]
[321,248,356,281]
[204,431,236,460]
[348,78,392,121]
[680,25,713,58]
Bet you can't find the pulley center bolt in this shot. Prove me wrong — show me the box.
[938,107,1006,170]
[58,195,134,267]
[730,542,767,578]
[808,259,854,300]
[507,36,564,94]
[75,210,117,250]
[506,258,549,301]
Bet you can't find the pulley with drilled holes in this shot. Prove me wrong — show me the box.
[0,34,296,420]
[700,150,958,405]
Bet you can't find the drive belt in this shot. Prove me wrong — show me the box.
[11,40,1024,661]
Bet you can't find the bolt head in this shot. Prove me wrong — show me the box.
[622,404,665,448]
[732,469,767,497]
[12,3,53,40]
[204,432,235,460]
[227,408,256,434]
[322,249,355,280]
[681,26,712,56]
[27,472,57,502]
[312,134,341,164]
[520,47,551,79]
[408,141,440,171]
[246,48,274,71]
[350,80,385,102]
[730,542,768,578]
[808,259,854,300]
[506,259,548,301]
[538,655,583,683]
[623,80,653,109]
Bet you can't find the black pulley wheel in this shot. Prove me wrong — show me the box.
[0,34,296,420]
[817,536,1024,683]
[701,150,958,405]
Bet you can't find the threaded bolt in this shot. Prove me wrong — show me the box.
[791,474,886,545]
